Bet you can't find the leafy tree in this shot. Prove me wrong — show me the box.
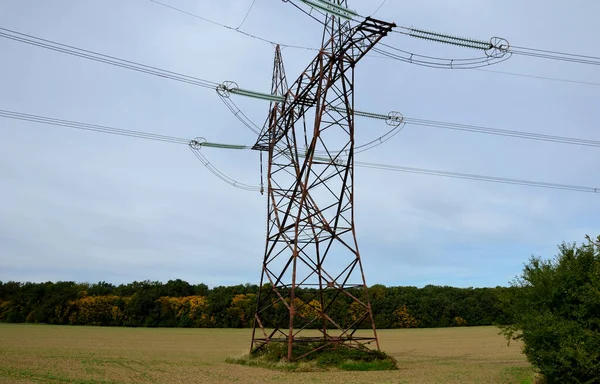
[226,293,256,328]
[161,279,194,297]
[194,283,209,296]
[0,278,516,330]
[156,296,211,327]
[86,281,116,296]
[454,316,467,326]
[66,295,124,326]
[393,304,419,328]
[499,234,600,384]
[0,281,20,300]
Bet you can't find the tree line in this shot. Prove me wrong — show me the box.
[3,234,597,382]
[0,279,515,328]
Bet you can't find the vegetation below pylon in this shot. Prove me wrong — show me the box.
[226,341,398,371]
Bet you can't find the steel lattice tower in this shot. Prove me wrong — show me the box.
[250,3,395,361]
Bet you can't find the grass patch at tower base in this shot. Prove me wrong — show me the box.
[226,341,398,372]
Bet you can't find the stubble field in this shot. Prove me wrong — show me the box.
[0,324,532,383]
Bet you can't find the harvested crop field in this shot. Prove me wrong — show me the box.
[0,324,531,383]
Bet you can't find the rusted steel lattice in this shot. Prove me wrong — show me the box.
[250,6,396,361]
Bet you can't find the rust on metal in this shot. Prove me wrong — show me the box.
[250,9,396,361]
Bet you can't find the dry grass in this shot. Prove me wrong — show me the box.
[0,324,532,383]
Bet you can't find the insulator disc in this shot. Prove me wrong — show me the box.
[190,137,207,150]
[486,37,510,58]
[216,81,239,98]
[386,111,404,127]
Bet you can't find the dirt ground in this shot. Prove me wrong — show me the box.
[0,324,532,383]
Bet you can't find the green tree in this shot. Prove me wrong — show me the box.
[161,279,194,297]
[226,293,256,328]
[87,281,116,296]
[499,234,600,384]
[393,304,419,328]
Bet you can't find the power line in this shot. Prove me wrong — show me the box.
[392,25,600,67]
[0,109,189,145]
[372,0,388,16]
[2,27,598,150]
[1,108,261,192]
[189,145,260,192]
[147,0,317,51]
[510,45,600,66]
[143,1,599,87]
[236,0,258,29]
[220,90,600,148]
[218,94,262,135]
[512,45,600,61]
[474,68,600,87]
[1,22,597,149]
[3,109,598,194]
[356,161,598,194]
[403,117,600,148]
[287,0,329,25]
[0,27,220,90]
[372,45,512,70]
[2,32,597,151]
[194,140,600,194]
[38,13,580,88]
[510,48,600,66]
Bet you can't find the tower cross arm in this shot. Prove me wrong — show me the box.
[252,16,396,151]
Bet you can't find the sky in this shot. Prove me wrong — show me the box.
[0,0,598,289]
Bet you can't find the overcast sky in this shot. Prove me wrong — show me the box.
[1,0,598,288]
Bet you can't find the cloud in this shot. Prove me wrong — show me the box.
[0,0,598,288]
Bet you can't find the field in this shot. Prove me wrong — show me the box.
[0,324,532,383]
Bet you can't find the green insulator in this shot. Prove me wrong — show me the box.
[408,32,489,50]
[312,0,358,16]
[299,0,355,20]
[202,142,249,150]
[329,106,388,120]
[230,88,286,102]
[354,110,387,120]
[409,28,490,48]
[409,32,486,48]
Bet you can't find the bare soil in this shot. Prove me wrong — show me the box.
[0,324,532,383]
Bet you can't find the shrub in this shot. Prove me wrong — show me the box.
[499,234,600,384]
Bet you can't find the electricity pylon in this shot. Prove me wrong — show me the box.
[250,3,396,361]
